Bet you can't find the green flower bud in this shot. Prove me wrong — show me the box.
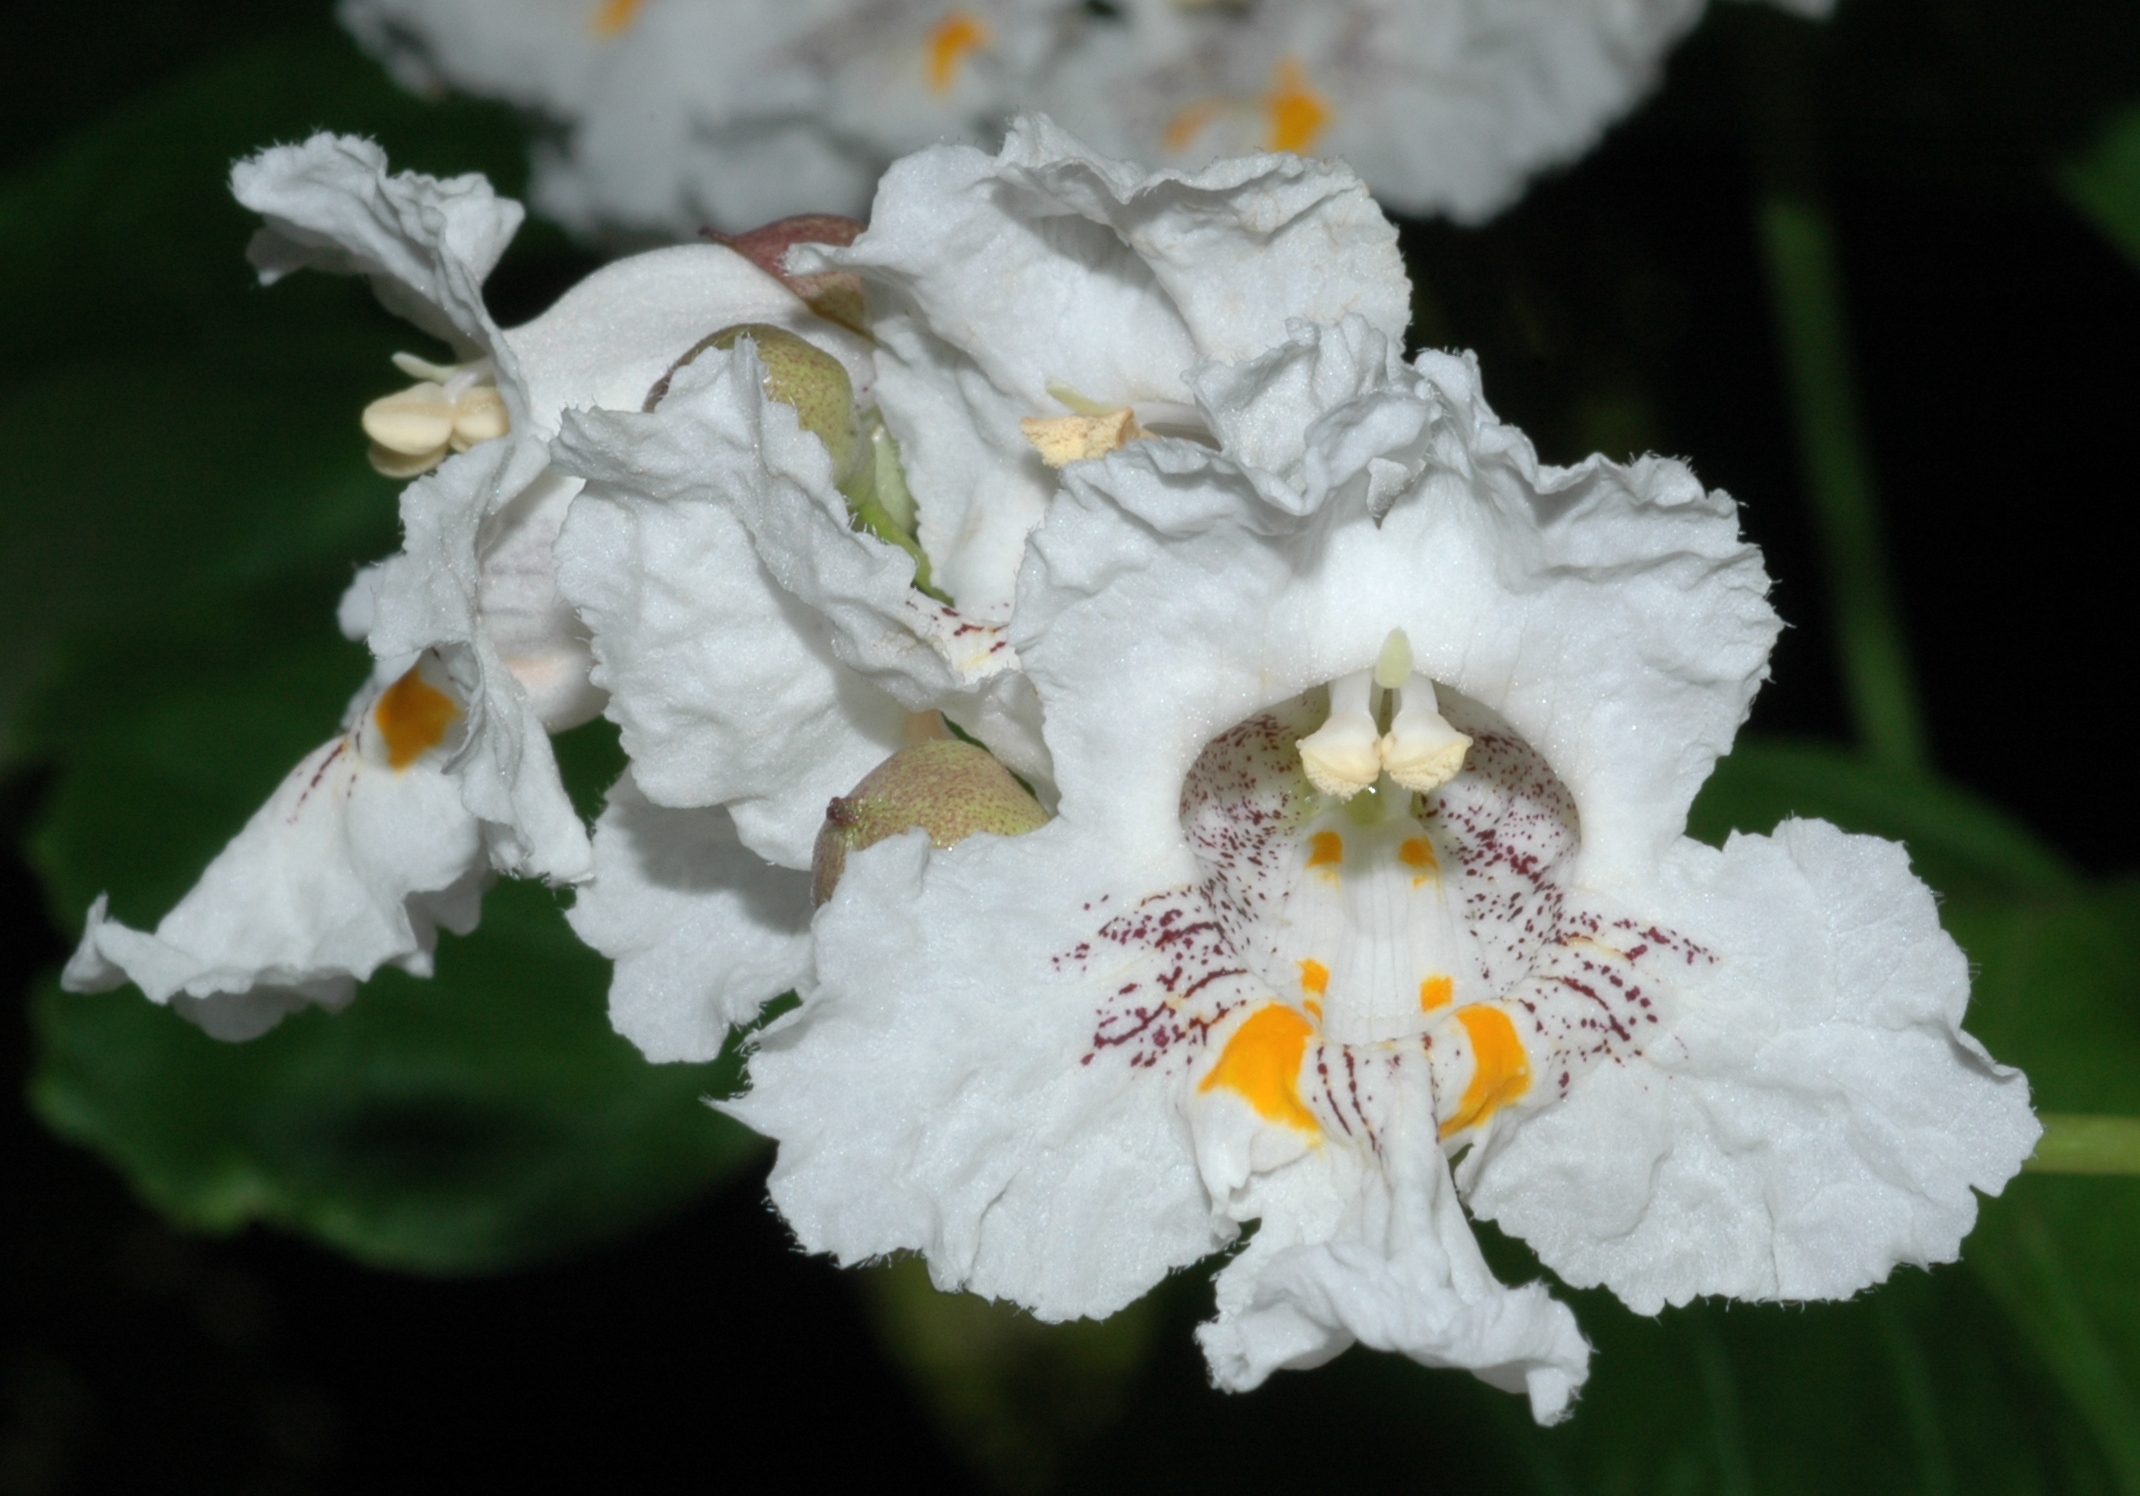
[812,738,1049,905]
[646,323,861,485]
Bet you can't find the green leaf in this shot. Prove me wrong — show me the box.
[1054,1245,2106,1496]
[1948,886,2140,1492]
[858,1258,1162,1495]
[29,878,762,1276]
[2062,104,2140,275]
[1689,736,2077,900]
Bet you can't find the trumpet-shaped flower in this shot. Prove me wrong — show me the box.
[1040,0,1831,223]
[730,318,2038,1419]
[339,0,1075,235]
[65,134,858,1037]
[548,116,1411,1059]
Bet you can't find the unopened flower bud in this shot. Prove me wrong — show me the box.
[647,323,862,486]
[812,739,1049,905]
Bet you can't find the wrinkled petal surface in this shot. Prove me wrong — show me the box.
[568,773,813,1063]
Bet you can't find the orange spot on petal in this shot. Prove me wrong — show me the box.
[1164,99,1224,153]
[374,668,459,770]
[1200,1004,1319,1132]
[1419,974,1454,1012]
[1306,830,1344,869]
[1265,58,1330,155]
[926,12,990,94]
[590,0,647,36]
[1399,836,1439,884]
[1299,958,1330,996]
[1440,1005,1531,1139]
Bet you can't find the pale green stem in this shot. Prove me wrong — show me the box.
[2026,1114,2140,1175]
[1756,193,1930,772]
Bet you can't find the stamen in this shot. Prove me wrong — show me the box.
[1379,673,1471,794]
[449,387,509,449]
[362,356,509,477]
[362,384,454,457]
[1297,669,1381,799]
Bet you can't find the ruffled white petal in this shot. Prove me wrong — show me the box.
[1017,331,1777,882]
[364,443,593,879]
[504,241,872,437]
[239,139,837,882]
[1461,818,2041,1313]
[567,773,813,1063]
[232,132,519,367]
[1199,1077,1589,1423]
[551,352,917,869]
[808,114,1407,618]
[61,670,488,1040]
[732,827,1228,1320]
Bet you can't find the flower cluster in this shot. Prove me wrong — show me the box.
[68,121,2035,1419]
[339,0,1830,234]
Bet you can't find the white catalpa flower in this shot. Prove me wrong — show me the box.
[730,318,2039,1421]
[548,116,1410,1059]
[1040,0,1830,223]
[339,0,1077,235]
[64,134,856,1038]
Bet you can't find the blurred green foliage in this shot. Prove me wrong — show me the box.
[2,20,760,1277]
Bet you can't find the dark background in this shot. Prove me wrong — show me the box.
[5,0,2138,1489]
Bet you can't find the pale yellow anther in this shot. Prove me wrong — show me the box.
[1301,640,1472,799]
[1380,672,1471,794]
[449,386,510,449]
[362,383,455,456]
[1298,670,1381,800]
[1020,409,1149,468]
[361,357,511,478]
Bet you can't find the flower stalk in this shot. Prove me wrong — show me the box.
[2026,1115,2140,1175]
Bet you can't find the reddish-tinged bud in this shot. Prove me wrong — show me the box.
[707,215,869,335]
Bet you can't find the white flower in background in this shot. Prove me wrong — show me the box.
[730,317,2039,1420]
[1040,0,1831,223]
[548,116,1410,1061]
[339,0,1077,235]
[63,134,850,1038]
[343,0,1833,239]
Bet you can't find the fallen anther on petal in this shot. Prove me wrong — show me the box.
[1020,408,1149,468]
[1298,669,1381,799]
